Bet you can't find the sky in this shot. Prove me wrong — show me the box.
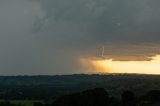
[0,0,160,75]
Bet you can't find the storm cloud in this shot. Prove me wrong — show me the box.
[0,0,160,75]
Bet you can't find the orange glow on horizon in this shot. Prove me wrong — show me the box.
[80,55,160,75]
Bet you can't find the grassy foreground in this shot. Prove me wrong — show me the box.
[0,100,43,106]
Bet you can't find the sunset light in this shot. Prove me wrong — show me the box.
[80,55,160,75]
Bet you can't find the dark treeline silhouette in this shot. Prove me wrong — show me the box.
[0,74,159,100]
[0,75,159,106]
[0,89,159,106]
[53,88,109,106]
[31,88,160,106]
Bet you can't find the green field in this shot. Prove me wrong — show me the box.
[0,100,43,106]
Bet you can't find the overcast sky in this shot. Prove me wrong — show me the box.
[0,0,160,75]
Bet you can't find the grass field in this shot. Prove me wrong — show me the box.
[0,100,43,106]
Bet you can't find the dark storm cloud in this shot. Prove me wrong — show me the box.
[0,0,160,75]
[35,0,160,59]
[0,0,47,75]
[36,0,160,43]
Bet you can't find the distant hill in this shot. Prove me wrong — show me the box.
[0,74,159,99]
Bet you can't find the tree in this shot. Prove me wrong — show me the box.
[121,91,137,106]
[52,88,110,106]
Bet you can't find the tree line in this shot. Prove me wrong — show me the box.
[0,88,159,106]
